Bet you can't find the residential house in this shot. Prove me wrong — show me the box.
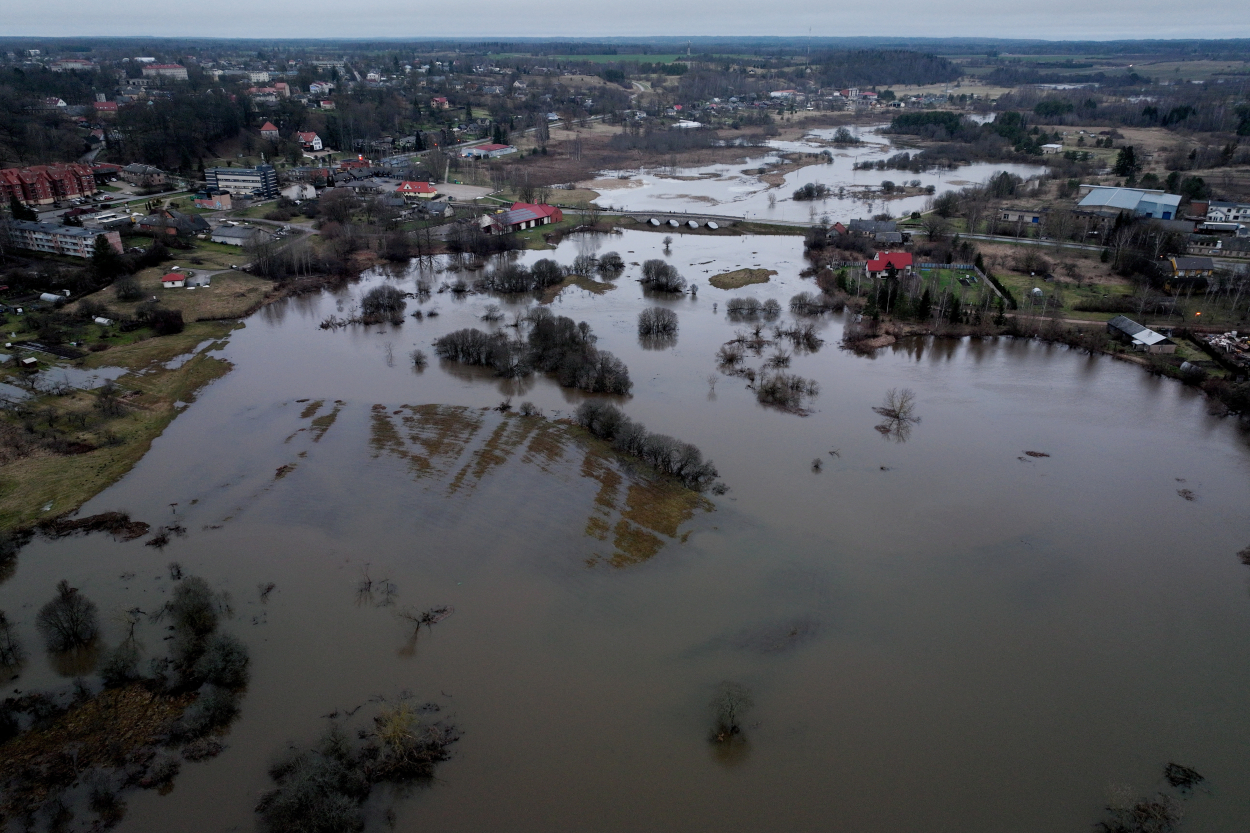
[121,163,167,188]
[1169,256,1215,280]
[1205,201,1250,223]
[161,272,186,289]
[865,251,915,276]
[259,121,280,140]
[296,131,323,151]
[137,209,210,237]
[1077,186,1182,220]
[479,202,563,235]
[7,221,123,258]
[847,219,897,237]
[280,183,316,201]
[431,96,449,109]
[396,181,437,202]
[93,100,119,116]
[1186,236,1250,260]
[1106,315,1177,354]
[1041,143,1064,154]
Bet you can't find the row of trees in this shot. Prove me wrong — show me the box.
[574,401,718,490]
[434,308,632,395]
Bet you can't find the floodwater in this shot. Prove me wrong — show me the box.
[3,230,1250,832]
[591,125,1048,224]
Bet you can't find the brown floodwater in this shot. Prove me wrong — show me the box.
[3,230,1249,832]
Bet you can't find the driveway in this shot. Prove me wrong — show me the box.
[437,183,495,201]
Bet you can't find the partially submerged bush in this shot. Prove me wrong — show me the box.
[257,727,370,833]
[597,251,625,276]
[99,640,142,687]
[36,580,99,652]
[637,307,678,336]
[0,611,24,668]
[710,681,754,742]
[178,685,240,739]
[574,401,718,490]
[640,259,687,293]
[756,372,820,413]
[193,633,251,690]
[360,285,406,322]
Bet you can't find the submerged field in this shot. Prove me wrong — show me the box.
[1,230,1249,832]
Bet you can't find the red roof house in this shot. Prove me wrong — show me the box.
[161,273,186,288]
[865,251,914,274]
[396,181,437,200]
[259,121,280,140]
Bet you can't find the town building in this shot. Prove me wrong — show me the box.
[1205,201,1250,223]
[205,164,278,199]
[193,189,233,210]
[141,63,189,81]
[259,121,280,140]
[461,143,517,159]
[1077,186,1182,220]
[479,202,563,234]
[210,225,274,246]
[1000,208,1046,225]
[1106,315,1177,354]
[120,163,167,188]
[396,181,437,201]
[296,131,323,151]
[137,209,210,237]
[161,273,186,289]
[7,221,123,258]
[0,163,98,206]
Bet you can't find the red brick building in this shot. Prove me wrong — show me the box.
[0,163,98,207]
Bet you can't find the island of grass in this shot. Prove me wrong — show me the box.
[709,268,777,290]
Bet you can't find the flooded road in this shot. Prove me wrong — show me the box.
[591,125,1048,223]
[3,230,1250,832]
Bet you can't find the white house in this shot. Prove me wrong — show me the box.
[161,272,186,289]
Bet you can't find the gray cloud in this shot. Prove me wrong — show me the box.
[2,0,1247,39]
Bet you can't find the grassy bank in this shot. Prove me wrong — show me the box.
[0,322,237,530]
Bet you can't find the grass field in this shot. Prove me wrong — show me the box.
[0,321,236,530]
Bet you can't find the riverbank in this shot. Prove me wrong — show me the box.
[0,322,236,531]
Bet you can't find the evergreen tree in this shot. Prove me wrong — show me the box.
[91,236,129,281]
[917,288,932,321]
[947,296,963,324]
[1113,146,1140,178]
[994,298,1007,326]
[8,195,36,222]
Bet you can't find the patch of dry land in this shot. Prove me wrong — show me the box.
[709,268,777,290]
[74,269,278,323]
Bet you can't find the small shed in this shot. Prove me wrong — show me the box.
[161,273,186,289]
[20,357,37,369]
[1106,315,1177,354]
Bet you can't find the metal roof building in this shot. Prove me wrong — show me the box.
[1077,186,1182,220]
[1106,315,1176,353]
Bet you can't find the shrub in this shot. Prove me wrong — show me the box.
[793,182,831,201]
[193,633,251,690]
[36,580,98,652]
[114,275,142,302]
[640,259,687,293]
[179,685,239,738]
[574,402,717,490]
[0,611,24,668]
[637,307,678,336]
[360,285,406,321]
[756,372,820,412]
[725,297,762,318]
[597,252,625,276]
[99,640,142,687]
[150,308,184,336]
[257,727,371,833]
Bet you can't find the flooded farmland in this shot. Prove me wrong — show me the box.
[3,229,1250,832]
[591,125,1049,222]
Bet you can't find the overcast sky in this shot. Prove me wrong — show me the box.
[2,0,1248,40]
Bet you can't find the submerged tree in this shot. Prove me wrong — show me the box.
[36,580,99,652]
[710,681,754,743]
[873,387,921,442]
